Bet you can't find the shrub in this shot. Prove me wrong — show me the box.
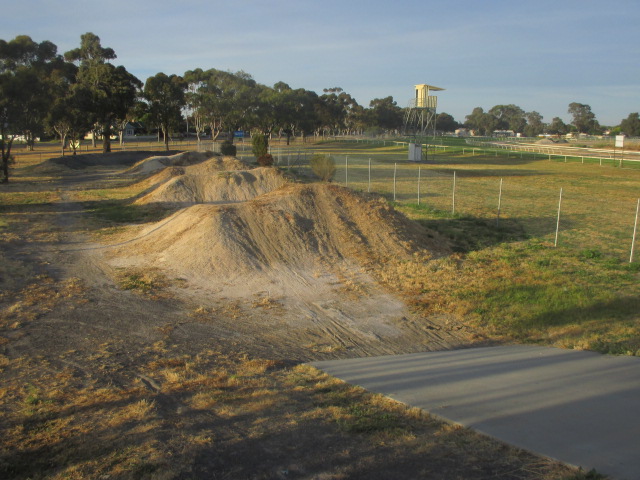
[220,141,237,156]
[257,154,274,167]
[310,154,336,182]
[251,133,268,159]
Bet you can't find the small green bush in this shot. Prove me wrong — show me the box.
[220,141,237,156]
[310,154,336,182]
[251,133,269,158]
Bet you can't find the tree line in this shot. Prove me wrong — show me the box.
[463,104,640,138]
[0,33,407,182]
[2,32,639,183]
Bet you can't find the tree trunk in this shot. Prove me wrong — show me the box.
[1,156,8,183]
[1,146,10,183]
[102,124,111,153]
[163,126,169,151]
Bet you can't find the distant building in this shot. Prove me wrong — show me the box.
[493,130,516,137]
[455,128,471,137]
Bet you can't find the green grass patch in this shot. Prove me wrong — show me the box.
[398,202,528,252]
[85,200,169,224]
[435,240,639,354]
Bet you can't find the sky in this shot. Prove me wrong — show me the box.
[2,0,639,126]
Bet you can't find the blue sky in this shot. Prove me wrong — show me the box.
[3,0,639,125]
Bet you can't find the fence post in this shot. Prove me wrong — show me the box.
[497,178,503,226]
[631,198,639,263]
[452,171,457,215]
[555,187,563,247]
[345,155,348,187]
[393,163,397,201]
[417,166,421,205]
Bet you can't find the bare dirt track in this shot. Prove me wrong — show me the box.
[0,151,582,479]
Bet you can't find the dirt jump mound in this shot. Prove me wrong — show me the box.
[135,164,285,206]
[111,183,450,284]
[126,150,229,175]
[32,150,184,173]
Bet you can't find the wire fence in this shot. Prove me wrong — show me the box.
[270,149,639,262]
[11,137,639,261]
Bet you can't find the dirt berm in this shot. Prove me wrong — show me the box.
[109,182,450,287]
[134,163,285,206]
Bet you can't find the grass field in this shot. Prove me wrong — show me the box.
[278,138,640,356]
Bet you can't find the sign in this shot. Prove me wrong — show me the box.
[234,131,245,138]
[615,135,625,148]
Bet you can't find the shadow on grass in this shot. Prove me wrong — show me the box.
[430,153,550,167]
[81,199,176,225]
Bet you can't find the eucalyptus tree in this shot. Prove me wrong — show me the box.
[46,83,94,155]
[465,107,498,136]
[489,104,526,133]
[435,112,459,133]
[183,68,207,144]
[184,68,259,143]
[289,88,320,142]
[64,33,141,153]
[523,111,544,137]
[317,87,361,136]
[368,96,403,132]
[143,72,186,150]
[568,102,600,134]
[257,81,310,143]
[620,112,640,137]
[0,35,64,181]
[548,117,569,136]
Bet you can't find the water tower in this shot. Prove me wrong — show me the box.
[404,84,444,161]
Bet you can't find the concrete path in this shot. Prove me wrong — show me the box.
[311,345,640,479]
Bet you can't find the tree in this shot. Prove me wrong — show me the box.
[619,113,640,137]
[465,107,498,136]
[289,88,320,142]
[65,33,141,153]
[489,104,526,133]
[568,102,600,134]
[0,35,63,181]
[183,68,258,144]
[368,97,403,132]
[435,112,459,133]
[183,69,207,144]
[317,87,361,136]
[46,84,93,155]
[143,72,186,150]
[523,111,544,137]
[547,117,568,136]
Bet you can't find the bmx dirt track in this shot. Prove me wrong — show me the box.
[0,150,582,479]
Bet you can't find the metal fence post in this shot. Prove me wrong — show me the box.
[555,188,563,247]
[497,178,503,226]
[393,163,397,201]
[417,166,421,205]
[452,171,456,215]
[631,198,639,263]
